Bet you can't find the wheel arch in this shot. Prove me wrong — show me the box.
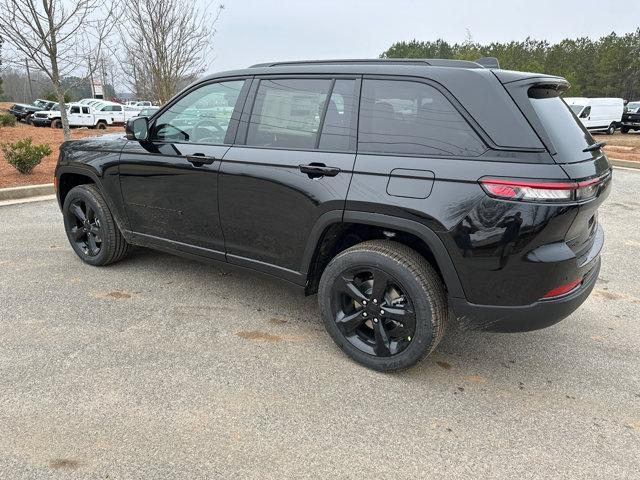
[302,210,465,299]
[56,167,101,209]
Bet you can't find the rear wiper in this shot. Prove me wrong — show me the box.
[583,141,606,152]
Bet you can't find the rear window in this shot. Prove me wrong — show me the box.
[529,88,597,163]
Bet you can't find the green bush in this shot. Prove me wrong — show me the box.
[1,138,52,174]
[0,113,16,127]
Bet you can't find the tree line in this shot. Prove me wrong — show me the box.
[381,30,640,100]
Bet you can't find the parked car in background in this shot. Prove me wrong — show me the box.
[564,97,624,135]
[136,106,160,117]
[621,100,640,133]
[55,58,610,372]
[33,101,142,128]
[9,99,57,123]
[31,104,61,127]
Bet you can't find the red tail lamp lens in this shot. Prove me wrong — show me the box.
[479,174,608,203]
[542,278,583,299]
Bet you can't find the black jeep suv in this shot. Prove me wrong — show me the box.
[55,59,610,371]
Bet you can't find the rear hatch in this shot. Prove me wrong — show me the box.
[497,72,611,261]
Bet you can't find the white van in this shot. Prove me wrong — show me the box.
[564,97,624,135]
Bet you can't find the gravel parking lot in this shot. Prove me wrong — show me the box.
[0,168,639,479]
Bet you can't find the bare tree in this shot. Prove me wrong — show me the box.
[120,0,223,104]
[0,0,117,140]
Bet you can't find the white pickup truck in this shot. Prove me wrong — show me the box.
[31,101,142,128]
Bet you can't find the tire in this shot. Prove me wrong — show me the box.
[621,126,629,134]
[96,121,107,130]
[25,114,33,125]
[318,240,448,372]
[606,123,616,135]
[51,119,61,129]
[62,184,130,266]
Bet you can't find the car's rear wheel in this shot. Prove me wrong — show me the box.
[51,119,61,129]
[318,240,447,372]
[62,184,129,266]
[96,122,107,130]
[621,126,629,134]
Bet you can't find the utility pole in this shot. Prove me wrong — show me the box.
[25,58,34,101]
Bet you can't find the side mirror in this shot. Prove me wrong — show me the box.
[126,116,149,141]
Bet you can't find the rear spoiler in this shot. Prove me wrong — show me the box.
[475,57,500,69]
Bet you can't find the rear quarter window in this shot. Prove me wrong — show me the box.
[529,88,597,163]
[357,79,486,157]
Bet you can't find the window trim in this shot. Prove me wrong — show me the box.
[235,74,361,153]
[356,75,489,158]
[146,75,252,147]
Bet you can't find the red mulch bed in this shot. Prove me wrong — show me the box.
[0,122,122,188]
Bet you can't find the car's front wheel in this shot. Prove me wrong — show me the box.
[318,240,448,372]
[62,184,129,266]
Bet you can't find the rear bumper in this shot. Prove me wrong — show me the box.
[451,258,600,332]
[451,224,604,332]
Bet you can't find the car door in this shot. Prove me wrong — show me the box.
[119,77,251,260]
[68,105,82,126]
[81,106,92,126]
[112,105,125,124]
[219,76,359,283]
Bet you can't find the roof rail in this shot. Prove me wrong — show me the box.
[249,58,485,69]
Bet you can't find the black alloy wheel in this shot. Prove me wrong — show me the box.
[62,184,130,266]
[318,240,448,372]
[332,267,416,357]
[66,199,103,257]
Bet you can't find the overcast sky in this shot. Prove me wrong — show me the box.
[208,0,640,73]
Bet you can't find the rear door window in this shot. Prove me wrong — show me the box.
[246,79,331,149]
[358,79,485,157]
[318,79,358,151]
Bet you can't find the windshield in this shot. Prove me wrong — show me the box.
[627,102,640,111]
[33,99,47,107]
[529,88,596,163]
[568,104,584,115]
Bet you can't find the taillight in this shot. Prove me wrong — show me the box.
[479,174,608,203]
[53,176,57,192]
[542,278,583,299]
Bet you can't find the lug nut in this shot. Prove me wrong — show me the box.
[373,318,378,323]
[363,312,367,317]
[362,300,367,306]
[380,310,385,315]
[373,299,378,304]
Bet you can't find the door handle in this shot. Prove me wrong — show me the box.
[299,163,340,178]
[186,154,216,166]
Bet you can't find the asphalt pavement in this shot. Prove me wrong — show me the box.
[0,168,639,479]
